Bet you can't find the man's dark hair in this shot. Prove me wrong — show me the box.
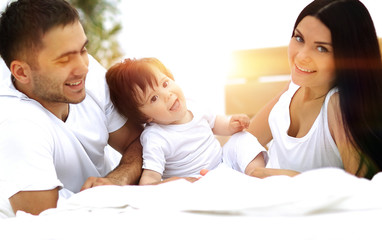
[0,0,80,68]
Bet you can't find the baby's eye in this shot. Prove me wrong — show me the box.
[150,95,158,103]
[163,80,169,88]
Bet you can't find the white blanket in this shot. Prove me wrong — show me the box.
[2,165,382,239]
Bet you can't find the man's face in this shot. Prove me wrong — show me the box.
[29,21,89,107]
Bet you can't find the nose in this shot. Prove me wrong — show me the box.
[296,47,312,64]
[159,88,172,102]
[72,54,89,77]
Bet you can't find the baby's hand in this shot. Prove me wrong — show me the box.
[229,114,250,133]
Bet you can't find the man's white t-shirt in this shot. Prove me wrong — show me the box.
[0,55,126,218]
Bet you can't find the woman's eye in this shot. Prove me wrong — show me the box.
[317,46,329,53]
[163,80,169,88]
[295,35,304,43]
[150,95,158,103]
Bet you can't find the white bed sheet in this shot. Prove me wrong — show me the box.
[1,165,382,240]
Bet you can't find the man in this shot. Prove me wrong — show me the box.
[0,0,143,218]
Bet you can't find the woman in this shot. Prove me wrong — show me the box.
[245,0,382,179]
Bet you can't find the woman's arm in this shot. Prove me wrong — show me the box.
[245,81,295,177]
[247,81,290,147]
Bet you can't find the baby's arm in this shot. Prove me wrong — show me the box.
[139,169,162,185]
[212,114,250,136]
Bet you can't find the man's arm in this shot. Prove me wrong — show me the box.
[81,121,143,190]
[106,136,143,185]
[9,188,59,215]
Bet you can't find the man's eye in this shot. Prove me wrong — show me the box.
[163,80,169,88]
[58,56,70,63]
[150,95,158,103]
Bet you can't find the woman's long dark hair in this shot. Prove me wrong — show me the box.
[293,0,382,178]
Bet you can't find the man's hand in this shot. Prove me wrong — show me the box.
[81,121,144,191]
[80,177,119,191]
[80,137,142,191]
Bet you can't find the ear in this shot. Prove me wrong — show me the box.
[10,60,32,84]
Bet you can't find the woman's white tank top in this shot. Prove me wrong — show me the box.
[266,81,343,172]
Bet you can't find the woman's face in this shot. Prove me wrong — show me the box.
[288,16,335,90]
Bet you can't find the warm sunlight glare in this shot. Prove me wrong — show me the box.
[117,0,382,114]
[1,1,381,114]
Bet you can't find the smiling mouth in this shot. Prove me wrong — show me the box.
[296,64,316,73]
[65,80,82,86]
[170,99,180,111]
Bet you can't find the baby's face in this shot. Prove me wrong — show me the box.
[137,68,189,125]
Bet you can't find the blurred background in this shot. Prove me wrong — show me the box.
[1,0,382,116]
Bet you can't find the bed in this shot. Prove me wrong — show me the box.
[1,165,382,240]
[2,47,382,240]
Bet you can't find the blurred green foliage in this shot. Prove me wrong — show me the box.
[68,0,123,68]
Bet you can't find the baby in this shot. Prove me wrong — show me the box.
[106,58,266,184]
